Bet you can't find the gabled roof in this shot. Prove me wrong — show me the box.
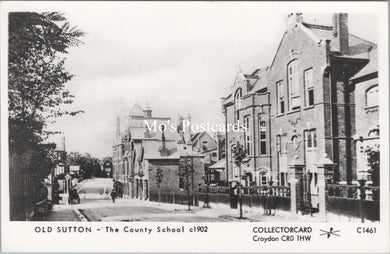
[143,140,179,160]
[302,22,376,56]
[351,48,378,81]
[129,103,144,116]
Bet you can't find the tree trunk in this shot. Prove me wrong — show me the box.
[158,187,161,206]
[239,185,243,219]
[187,173,191,211]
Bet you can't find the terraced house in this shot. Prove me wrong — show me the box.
[221,13,379,212]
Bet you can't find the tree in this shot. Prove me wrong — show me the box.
[8,12,84,217]
[231,141,247,219]
[66,152,100,179]
[155,168,163,205]
[102,157,113,178]
[8,12,84,154]
[366,144,380,186]
[178,156,194,211]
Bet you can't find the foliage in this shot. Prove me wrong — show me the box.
[100,157,113,177]
[365,144,380,186]
[155,168,163,187]
[67,152,101,179]
[231,141,247,167]
[8,12,84,154]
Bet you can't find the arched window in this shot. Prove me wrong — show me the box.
[287,60,300,110]
[366,85,379,107]
[234,88,242,121]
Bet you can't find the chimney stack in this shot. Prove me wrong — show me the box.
[185,114,192,150]
[332,13,349,55]
[286,13,303,32]
[143,103,152,117]
[160,125,169,156]
[116,116,121,141]
[61,137,66,151]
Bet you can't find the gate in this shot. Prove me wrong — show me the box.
[296,168,320,215]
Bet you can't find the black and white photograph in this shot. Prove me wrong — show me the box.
[1,1,389,253]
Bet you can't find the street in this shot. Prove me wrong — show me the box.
[47,177,327,222]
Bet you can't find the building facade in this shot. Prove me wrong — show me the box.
[221,13,379,198]
[112,104,205,200]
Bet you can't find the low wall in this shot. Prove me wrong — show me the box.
[149,192,194,206]
[149,191,290,213]
[327,197,379,221]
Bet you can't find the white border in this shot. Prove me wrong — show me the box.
[1,1,389,253]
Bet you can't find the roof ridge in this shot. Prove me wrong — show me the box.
[349,33,377,46]
[302,22,332,30]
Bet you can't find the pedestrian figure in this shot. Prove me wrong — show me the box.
[110,189,116,203]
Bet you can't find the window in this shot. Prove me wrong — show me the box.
[277,81,285,114]
[261,174,267,186]
[244,116,251,155]
[234,89,242,121]
[287,60,300,110]
[276,135,282,153]
[259,120,267,155]
[179,176,185,189]
[304,68,314,106]
[366,85,379,107]
[280,173,285,187]
[306,129,317,150]
[202,141,208,151]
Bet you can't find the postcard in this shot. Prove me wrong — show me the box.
[1,1,389,253]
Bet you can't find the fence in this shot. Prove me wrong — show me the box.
[327,184,380,221]
[147,182,379,221]
[148,185,291,213]
[9,153,35,220]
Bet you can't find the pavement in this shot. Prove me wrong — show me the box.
[46,177,365,222]
[46,204,81,221]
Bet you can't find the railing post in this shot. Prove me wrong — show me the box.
[316,154,336,222]
[358,179,367,223]
[288,156,305,217]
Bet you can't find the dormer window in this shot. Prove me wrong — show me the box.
[287,60,300,110]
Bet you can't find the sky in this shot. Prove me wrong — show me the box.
[41,3,379,159]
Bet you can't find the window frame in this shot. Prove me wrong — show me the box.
[305,129,317,151]
[276,81,285,114]
[287,60,300,111]
[244,115,252,155]
[304,68,314,107]
[234,88,242,121]
[259,120,267,155]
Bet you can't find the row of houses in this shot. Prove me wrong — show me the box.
[112,13,379,214]
[222,13,378,189]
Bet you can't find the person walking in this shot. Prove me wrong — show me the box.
[110,189,116,203]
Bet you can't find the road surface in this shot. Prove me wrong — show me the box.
[47,177,321,222]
